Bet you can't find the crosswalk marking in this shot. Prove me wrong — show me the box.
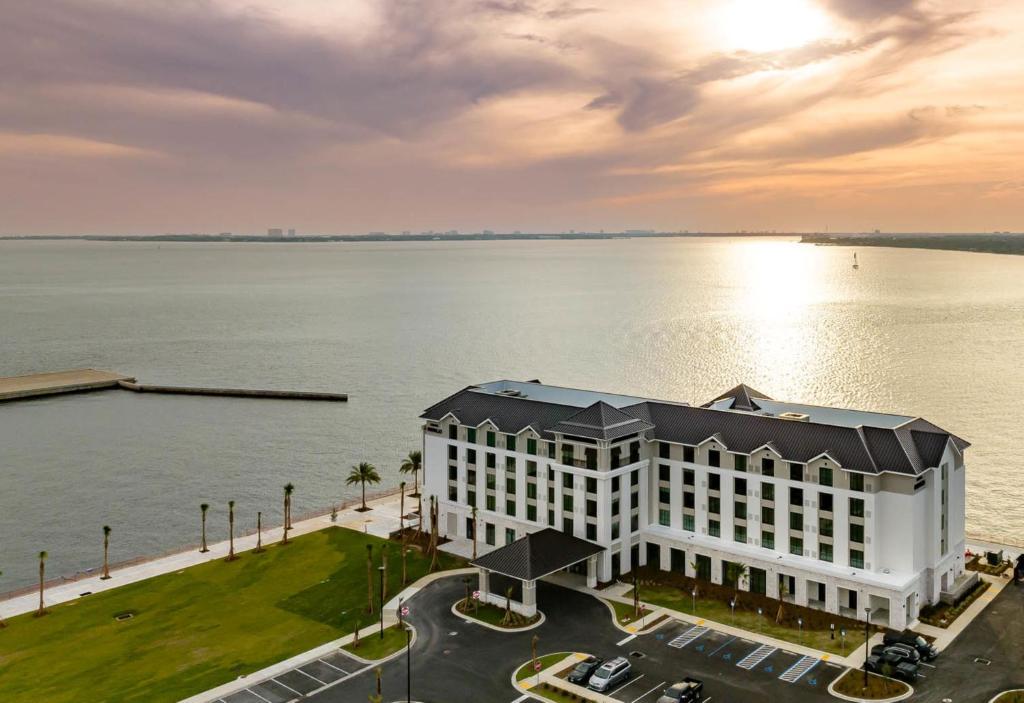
[779,655,819,683]
[668,625,709,649]
[736,644,777,670]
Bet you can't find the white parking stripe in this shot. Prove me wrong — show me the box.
[630,680,666,703]
[608,673,645,696]
[617,634,638,646]
[271,678,303,696]
[295,668,327,685]
[244,688,273,703]
[318,657,349,674]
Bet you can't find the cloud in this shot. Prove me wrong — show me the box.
[821,0,918,22]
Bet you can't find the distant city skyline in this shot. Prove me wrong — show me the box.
[2,0,1023,234]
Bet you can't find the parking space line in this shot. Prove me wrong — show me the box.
[318,657,349,674]
[608,673,645,696]
[244,689,273,703]
[617,634,637,646]
[294,668,327,685]
[779,655,819,683]
[630,680,666,703]
[271,678,303,696]
[707,635,736,657]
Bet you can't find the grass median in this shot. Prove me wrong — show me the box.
[0,527,461,703]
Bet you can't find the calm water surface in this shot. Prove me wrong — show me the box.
[1,238,1022,588]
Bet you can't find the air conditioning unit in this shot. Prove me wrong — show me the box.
[779,412,810,422]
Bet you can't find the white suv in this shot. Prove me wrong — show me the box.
[587,656,631,692]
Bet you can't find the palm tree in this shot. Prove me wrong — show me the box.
[399,481,406,541]
[226,501,238,561]
[282,483,294,545]
[399,450,422,498]
[346,462,381,512]
[199,503,210,553]
[101,525,112,579]
[366,544,374,613]
[725,562,749,607]
[36,551,47,617]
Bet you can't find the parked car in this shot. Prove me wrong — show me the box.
[871,642,921,665]
[656,678,704,703]
[865,652,919,683]
[587,657,631,692]
[883,630,938,661]
[567,656,604,685]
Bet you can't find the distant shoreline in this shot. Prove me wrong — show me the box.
[0,232,793,243]
[801,233,1024,257]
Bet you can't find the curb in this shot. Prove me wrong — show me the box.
[989,691,1024,703]
[826,669,914,703]
[450,601,547,632]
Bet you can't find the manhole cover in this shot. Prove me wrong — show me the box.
[629,651,646,659]
[114,612,135,622]
[974,657,991,666]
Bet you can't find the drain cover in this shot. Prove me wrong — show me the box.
[114,612,135,622]
[974,657,991,666]
[629,651,646,659]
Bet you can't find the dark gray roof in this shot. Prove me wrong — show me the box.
[470,528,604,581]
[704,384,772,412]
[549,401,655,440]
[421,384,969,476]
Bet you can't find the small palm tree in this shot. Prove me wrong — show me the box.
[282,483,294,545]
[399,450,422,498]
[346,462,381,512]
[366,544,374,613]
[199,503,210,553]
[101,525,112,580]
[36,551,48,617]
[226,501,238,561]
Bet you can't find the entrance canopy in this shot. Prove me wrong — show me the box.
[470,529,604,617]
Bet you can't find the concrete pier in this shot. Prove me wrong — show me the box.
[117,381,347,401]
[0,369,135,402]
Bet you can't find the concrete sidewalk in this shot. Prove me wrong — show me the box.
[0,489,414,620]
[912,571,1014,651]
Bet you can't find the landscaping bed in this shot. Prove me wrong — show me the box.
[531,680,598,703]
[344,624,409,660]
[832,668,910,699]
[626,567,872,655]
[0,527,463,703]
[514,652,573,681]
[966,554,1011,576]
[456,599,541,629]
[993,692,1024,703]
[919,579,990,628]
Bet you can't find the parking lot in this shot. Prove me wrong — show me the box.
[218,650,367,703]
[569,620,846,703]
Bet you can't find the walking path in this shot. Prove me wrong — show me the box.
[0,488,416,620]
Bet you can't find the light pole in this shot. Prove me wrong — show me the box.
[405,623,412,703]
[691,588,697,615]
[841,628,847,655]
[757,607,763,635]
[798,617,803,645]
[379,566,386,640]
[863,606,872,689]
[730,598,735,624]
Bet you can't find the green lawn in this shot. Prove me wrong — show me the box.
[0,528,460,703]
[455,600,541,629]
[515,652,573,681]
[344,624,410,660]
[604,598,649,626]
[627,584,850,655]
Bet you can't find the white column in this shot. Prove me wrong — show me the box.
[795,577,809,607]
[522,579,537,617]
[478,568,490,601]
[621,475,634,572]
[669,464,683,530]
[515,456,527,520]
[597,476,612,543]
[587,555,599,589]
[766,568,779,599]
[660,543,671,572]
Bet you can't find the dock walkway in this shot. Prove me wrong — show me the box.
[0,369,135,402]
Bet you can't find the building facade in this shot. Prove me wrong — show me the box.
[421,380,969,630]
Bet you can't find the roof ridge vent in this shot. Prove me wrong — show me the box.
[778,411,810,422]
[497,388,525,398]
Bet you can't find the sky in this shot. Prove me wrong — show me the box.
[2,0,1022,235]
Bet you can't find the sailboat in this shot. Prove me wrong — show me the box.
[852,252,860,270]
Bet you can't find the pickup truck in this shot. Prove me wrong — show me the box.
[657,678,704,703]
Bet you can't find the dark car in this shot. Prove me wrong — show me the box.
[656,678,704,703]
[883,630,938,661]
[865,652,919,683]
[567,656,604,685]
[871,642,921,665]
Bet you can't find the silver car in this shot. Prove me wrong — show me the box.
[587,656,631,692]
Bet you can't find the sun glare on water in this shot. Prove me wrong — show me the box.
[709,0,833,53]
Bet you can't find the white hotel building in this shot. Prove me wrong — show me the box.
[421,380,970,630]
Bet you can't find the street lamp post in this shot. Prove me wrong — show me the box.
[405,623,412,703]
[841,628,847,655]
[757,607,763,635]
[691,588,697,615]
[730,598,735,624]
[863,607,872,689]
[798,617,803,645]
[379,566,386,640]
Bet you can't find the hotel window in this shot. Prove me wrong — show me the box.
[563,473,573,488]
[683,446,695,463]
[586,500,597,518]
[448,465,457,481]
[486,495,495,511]
[709,496,721,514]
[734,525,747,543]
[506,456,515,471]
[467,428,477,444]
[683,514,695,532]
[610,446,621,469]
[526,460,537,477]
[659,464,670,481]
[448,445,458,461]
[684,468,695,486]
[631,470,640,487]
[819,543,833,563]
[735,501,747,519]
[448,486,457,500]
[506,528,516,544]
[527,437,537,455]
[630,441,640,464]
[548,509,554,525]
[789,512,803,531]
[790,536,803,556]
[526,483,537,499]
[486,431,496,447]
[684,492,695,509]
[506,500,515,515]
[709,520,720,537]
[762,482,775,502]
[850,549,864,569]
[761,506,774,524]
[563,517,573,533]
[586,477,597,493]
[561,445,574,465]
[850,497,865,518]
[659,488,671,504]
[631,514,639,532]
[660,442,671,459]
[709,473,721,491]
[586,523,597,540]
[448,424,458,439]
[789,463,804,481]
[849,523,864,543]
[789,487,803,506]
[486,473,496,489]
[485,523,495,545]
[819,492,833,512]
[761,458,775,476]
[467,449,477,465]
[527,504,537,521]
[563,495,573,511]
[486,453,496,469]
[506,435,516,452]
[612,499,620,516]
[735,455,747,472]
[735,477,747,495]
[819,517,833,538]
[468,490,476,507]
[506,478,516,494]
[850,473,865,492]
[659,509,671,526]
[761,531,775,550]
[612,522,621,540]
[709,450,721,467]
[547,441,556,459]
[819,466,833,487]
[611,476,620,492]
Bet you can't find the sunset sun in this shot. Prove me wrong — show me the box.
[710,0,833,52]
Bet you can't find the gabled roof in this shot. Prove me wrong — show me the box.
[704,384,772,412]
[549,401,654,440]
[470,528,604,581]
